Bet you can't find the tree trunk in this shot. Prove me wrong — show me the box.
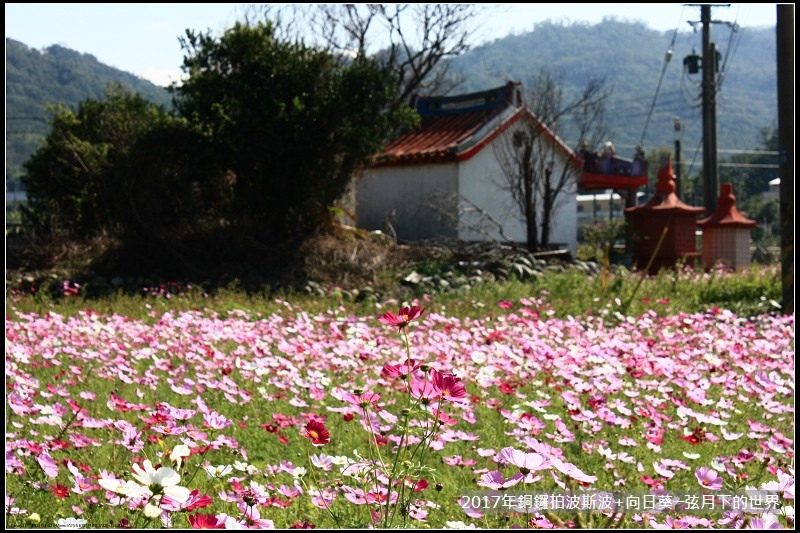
[524,170,538,252]
[540,167,552,248]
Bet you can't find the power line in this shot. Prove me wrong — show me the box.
[639,7,685,145]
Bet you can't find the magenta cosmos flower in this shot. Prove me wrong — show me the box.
[303,420,330,446]
[378,305,426,330]
[188,513,225,529]
[431,369,468,403]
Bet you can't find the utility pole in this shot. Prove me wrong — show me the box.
[673,117,682,198]
[685,5,728,215]
[776,4,794,315]
[701,4,719,215]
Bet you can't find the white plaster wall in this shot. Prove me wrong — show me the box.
[458,136,578,255]
[458,145,525,242]
[355,164,459,241]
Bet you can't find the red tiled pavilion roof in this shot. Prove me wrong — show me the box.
[625,157,705,215]
[698,183,757,228]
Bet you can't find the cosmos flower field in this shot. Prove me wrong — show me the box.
[5,292,795,529]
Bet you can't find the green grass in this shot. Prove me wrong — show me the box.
[6,263,784,321]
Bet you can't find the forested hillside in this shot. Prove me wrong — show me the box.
[6,19,777,191]
[450,19,777,156]
[6,38,173,185]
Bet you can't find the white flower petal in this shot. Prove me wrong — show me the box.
[163,485,191,504]
[144,503,163,518]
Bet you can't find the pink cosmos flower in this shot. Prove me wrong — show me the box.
[203,411,232,430]
[162,489,212,512]
[342,391,382,410]
[382,359,423,378]
[236,502,275,529]
[378,305,425,330]
[410,378,440,404]
[695,466,724,490]
[310,487,337,508]
[151,421,187,436]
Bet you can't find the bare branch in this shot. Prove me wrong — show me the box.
[493,69,611,251]
[425,190,517,245]
[255,4,480,103]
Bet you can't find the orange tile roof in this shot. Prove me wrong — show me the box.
[371,82,522,167]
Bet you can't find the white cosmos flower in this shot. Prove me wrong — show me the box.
[130,460,190,503]
[97,478,151,499]
[97,460,190,506]
[144,503,163,518]
[54,517,87,529]
[203,464,233,479]
[169,445,191,469]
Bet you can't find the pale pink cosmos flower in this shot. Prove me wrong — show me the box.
[695,466,724,490]
[203,411,232,430]
[744,514,783,529]
[760,469,795,500]
[310,454,333,471]
[408,503,428,522]
[6,494,27,515]
[309,487,338,508]
[549,457,598,484]
[648,516,692,529]
[496,447,549,475]
[477,471,523,490]
[36,452,59,478]
[166,406,196,421]
[653,461,675,479]
[150,422,187,436]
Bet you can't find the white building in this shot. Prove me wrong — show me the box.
[576,190,645,240]
[355,82,578,255]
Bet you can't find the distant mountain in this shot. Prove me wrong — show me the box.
[6,19,777,191]
[6,37,173,186]
[450,19,777,158]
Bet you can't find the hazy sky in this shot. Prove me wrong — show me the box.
[5,3,781,86]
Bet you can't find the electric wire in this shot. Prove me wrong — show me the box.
[638,6,686,146]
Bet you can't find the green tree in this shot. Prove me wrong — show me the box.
[21,85,198,242]
[172,21,417,244]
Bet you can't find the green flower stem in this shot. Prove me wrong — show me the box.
[304,447,341,528]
